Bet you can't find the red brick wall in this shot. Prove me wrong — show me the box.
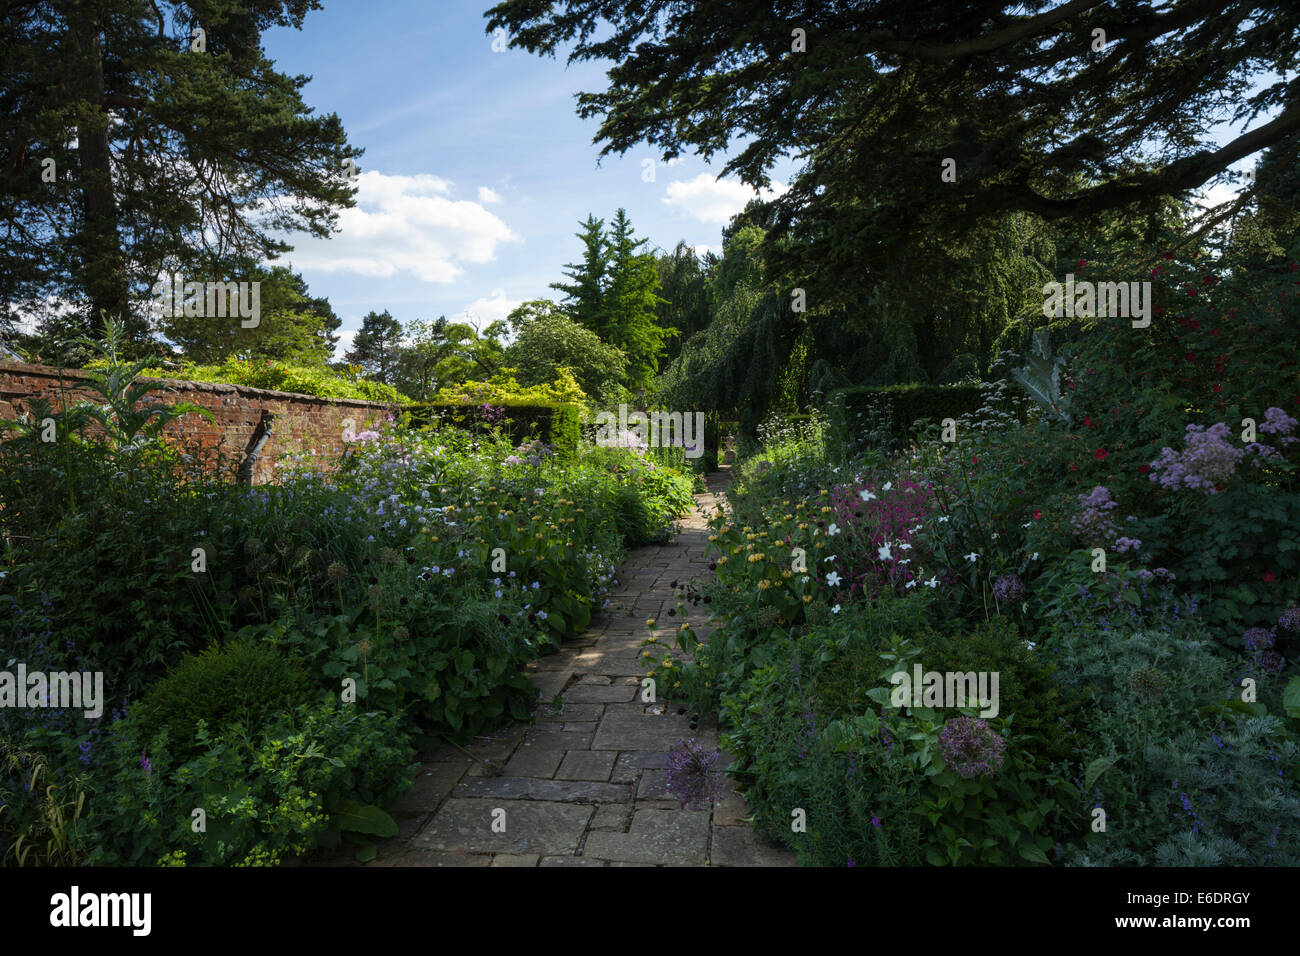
[0,361,395,484]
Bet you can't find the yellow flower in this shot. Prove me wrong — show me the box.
[758,579,771,590]
[708,534,718,542]
[646,619,656,627]
[647,635,658,643]
[803,594,813,603]
[643,651,652,658]
[673,681,681,688]
[820,506,832,514]
[782,570,793,579]
[816,541,826,549]
[798,522,809,530]
[716,556,728,565]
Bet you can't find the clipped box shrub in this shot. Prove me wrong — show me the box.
[828,383,985,459]
[133,639,315,764]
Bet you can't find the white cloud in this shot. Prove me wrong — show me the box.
[477,186,503,204]
[693,244,713,258]
[284,170,518,284]
[332,327,357,361]
[662,173,788,224]
[460,288,523,332]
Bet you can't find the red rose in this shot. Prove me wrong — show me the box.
[1213,384,1222,393]
[1094,449,1108,461]
[1033,510,1042,520]
[1263,571,1277,583]
[1083,417,1093,427]
[1162,252,1174,260]
[972,456,978,465]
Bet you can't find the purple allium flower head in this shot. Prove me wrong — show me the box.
[992,573,1025,604]
[139,752,152,775]
[1257,650,1286,676]
[1243,627,1275,651]
[937,716,1006,779]
[665,738,725,810]
[1279,606,1300,633]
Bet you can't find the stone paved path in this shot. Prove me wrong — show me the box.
[358,466,796,867]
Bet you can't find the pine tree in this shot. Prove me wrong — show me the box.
[0,0,360,350]
[604,209,671,389]
[345,310,403,384]
[550,214,608,337]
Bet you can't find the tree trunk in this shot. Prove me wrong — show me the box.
[68,1,128,338]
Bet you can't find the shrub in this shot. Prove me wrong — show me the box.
[87,699,413,866]
[133,640,315,765]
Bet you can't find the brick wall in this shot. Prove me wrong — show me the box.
[0,361,395,484]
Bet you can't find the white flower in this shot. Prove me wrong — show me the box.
[991,532,999,540]
[882,481,893,491]
[832,604,841,614]
[1021,521,1032,529]
[828,523,840,536]
[1031,552,1039,561]
[824,555,837,563]
[924,576,939,588]
[898,559,910,565]
[877,543,892,561]
[905,579,917,588]
[937,516,950,523]
[897,542,911,550]
[965,552,979,562]
[859,489,877,501]
[826,571,843,587]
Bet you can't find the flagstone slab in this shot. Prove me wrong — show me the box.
[518,729,593,750]
[592,711,695,750]
[556,750,616,781]
[583,808,710,866]
[503,747,564,778]
[414,799,593,855]
[562,682,639,703]
[454,776,631,803]
[540,855,606,866]
[388,762,468,813]
[373,848,492,867]
[491,854,540,867]
[709,826,798,867]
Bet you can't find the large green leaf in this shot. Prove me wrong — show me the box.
[333,799,399,838]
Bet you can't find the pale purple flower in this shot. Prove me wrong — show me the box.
[1148,422,1243,493]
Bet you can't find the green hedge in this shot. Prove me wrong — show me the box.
[402,400,581,460]
[828,383,985,460]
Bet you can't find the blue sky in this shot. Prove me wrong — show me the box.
[261,0,796,358]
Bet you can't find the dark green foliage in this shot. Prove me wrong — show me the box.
[404,400,582,461]
[133,640,314,765]
[828,383,987,459]
[88,699,413,866]
[345,310,404,385]
[0,0,360,345]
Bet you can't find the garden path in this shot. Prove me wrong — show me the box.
[357,466,796,867]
